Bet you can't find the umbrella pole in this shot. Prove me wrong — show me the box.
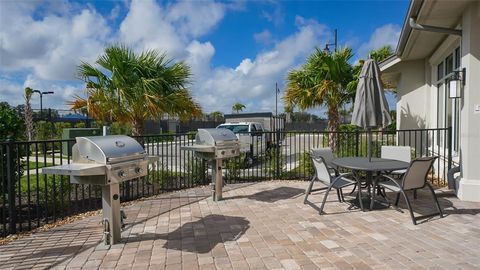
[368,128,372,162]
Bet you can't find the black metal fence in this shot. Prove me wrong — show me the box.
[0,128,452,237]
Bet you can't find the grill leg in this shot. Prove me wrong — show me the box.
[102,183,121,245]
[212,159,223,201]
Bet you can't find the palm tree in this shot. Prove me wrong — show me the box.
[209,111,223,122]
[70,45,202,135]
[232,103,246,114]
[369,45,394,62]
[284,47,354,148]
[24,87,34,141]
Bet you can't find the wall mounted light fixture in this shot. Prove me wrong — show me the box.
[448,68,466,99]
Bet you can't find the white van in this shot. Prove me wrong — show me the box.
[217,122,267,165]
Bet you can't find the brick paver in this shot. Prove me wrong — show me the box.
[1,181,480,269]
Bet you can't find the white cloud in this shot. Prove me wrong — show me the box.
[119,0,184,56]
[0,1,110,109]
[262,3,284,26]
[186,40,215,80]
[191,18,329,113]
[0,0,330,115]
[254,30,273,45]
[166,1,226,38]
[0,78,25,106]
[119,0,226,58]
[357,24,401,58]
[0,2,110,80]
[22,74,82,109]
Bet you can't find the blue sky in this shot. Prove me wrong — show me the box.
[0,0,409,115]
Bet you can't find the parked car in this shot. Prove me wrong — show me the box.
[217,122,267,166]
[223,112,285,147]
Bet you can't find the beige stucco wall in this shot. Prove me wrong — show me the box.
[391,59,431,130]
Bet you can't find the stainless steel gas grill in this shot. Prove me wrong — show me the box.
[42,135,154,245]
[182,129,240,201]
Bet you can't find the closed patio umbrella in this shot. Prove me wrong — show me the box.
[351,59,391,161]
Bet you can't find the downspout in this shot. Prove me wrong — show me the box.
[409,17,462,36]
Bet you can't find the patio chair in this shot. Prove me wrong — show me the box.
[304,148,340,203]
[373,156,444,225]
[381,146,411,176]
[305,155,356,214]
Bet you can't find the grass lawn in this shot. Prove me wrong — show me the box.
[18,174,69,192]
[23,161,53,169]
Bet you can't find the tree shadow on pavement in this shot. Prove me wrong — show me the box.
[225,186,305,203]
[127,214,250,254]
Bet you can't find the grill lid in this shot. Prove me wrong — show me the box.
[77,135,146,164]
[196,129,238,146]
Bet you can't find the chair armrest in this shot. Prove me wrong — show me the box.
[338,172,356,180]
[331,173,357,188]
[327,166,340,176]
[377,174,403,189]
[377,174,397,182]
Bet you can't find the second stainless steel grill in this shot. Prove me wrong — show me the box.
[182,128,240,201]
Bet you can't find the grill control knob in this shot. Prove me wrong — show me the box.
[118,170,127,178]
[135,167,143,174]
[221,151,225,155]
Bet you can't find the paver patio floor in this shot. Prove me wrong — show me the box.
[1,180,480,270]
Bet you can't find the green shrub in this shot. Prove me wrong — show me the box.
[74,122,86,128]
[0,102,25,141]
[19,174,72,214]
[149,158,206,190]
[224,155,247,180]
[187,131,197,140]
[0,103,25,197]
[186,157,207,185]
[281,152,313,179]
[263,147,284,178]
[110,122,132,135]
[54,122,71,138]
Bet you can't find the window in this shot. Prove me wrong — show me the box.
[437,62,444,80]
[436,46,461,153]
[218,124,249,133]
[455,47,460,69]
[445,54,453,75]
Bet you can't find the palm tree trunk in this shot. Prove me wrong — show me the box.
[25,99,34,141]
[327,105,340,150]
[132,118,144,136]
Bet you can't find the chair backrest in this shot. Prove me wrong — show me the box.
[402,156,438,190]
[311,156,333,184]
[311,148,335,168]
[381,146,411,163]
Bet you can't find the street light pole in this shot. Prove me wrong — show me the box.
[275,82,279,117]
[32,90,54,120]
[323,29,338,53]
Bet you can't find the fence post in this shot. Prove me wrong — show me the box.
[447,127,452,171]
[355,130,360,157]
[275,130,281,179]
[6,140,16,235]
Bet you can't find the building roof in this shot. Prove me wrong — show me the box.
[380,0,469,71]
[224,112,274,119]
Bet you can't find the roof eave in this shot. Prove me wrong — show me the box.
[395,0,424,57]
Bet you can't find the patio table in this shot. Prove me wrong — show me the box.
[331,157,410,211]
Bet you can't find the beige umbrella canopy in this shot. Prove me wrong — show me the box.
[351,59,391,160]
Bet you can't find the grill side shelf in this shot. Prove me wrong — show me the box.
[181,145,215,152]
[41,163,106,176]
